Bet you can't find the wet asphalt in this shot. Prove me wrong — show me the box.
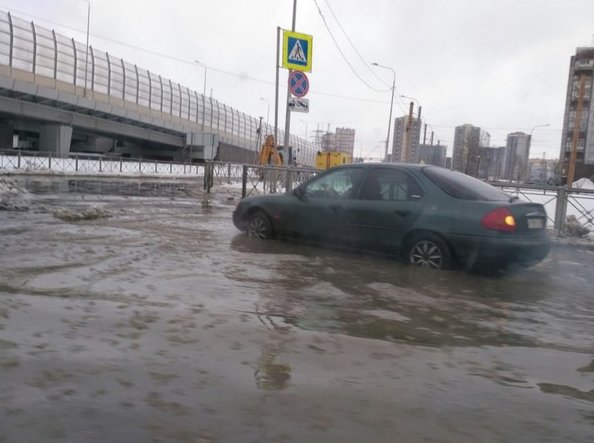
[0,182,593,442]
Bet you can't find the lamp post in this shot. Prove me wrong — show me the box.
[371,62,395,162]
[530,123,550,138]
[194,60,207,97]
[78,0,91,97]
[400,95,420,114]
[259,97,270,127]
[399,94,422,163]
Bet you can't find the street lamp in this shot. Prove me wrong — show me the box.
[400,94,423,121]
[259,97,270,127]
[371,62,395,162]
[399,94,422,162]
[194,60,207,97]
[400,94,419,112]
[530,123,550,137]
[77,0,91,96]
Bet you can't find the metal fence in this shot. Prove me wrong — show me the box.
[2,149,593,237]
[0,149,202,176]
[492,182,594,236]
[201,162,318,197]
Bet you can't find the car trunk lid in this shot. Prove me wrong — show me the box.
[508,202,548,233]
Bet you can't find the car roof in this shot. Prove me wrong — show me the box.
[334,162,430,171]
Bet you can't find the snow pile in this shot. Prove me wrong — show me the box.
[565,215,590,238]
[0,178,32,211]
[572,178,594,189]
[52,206,112,222]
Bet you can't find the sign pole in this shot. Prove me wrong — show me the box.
[274,26,280,147]
[283,0,298,165]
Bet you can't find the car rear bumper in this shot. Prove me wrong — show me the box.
[445,232,551,269]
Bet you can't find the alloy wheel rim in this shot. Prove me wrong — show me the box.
[410,240,443,269]
[248,218,268,239]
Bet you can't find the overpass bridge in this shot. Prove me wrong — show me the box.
[0,10,316,166]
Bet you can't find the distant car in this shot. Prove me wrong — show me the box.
[232,163,551,271]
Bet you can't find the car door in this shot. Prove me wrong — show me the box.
[344,166,426,252]
[289,166,364,244]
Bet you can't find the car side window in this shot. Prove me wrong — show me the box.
[304,168,364,199]
[358,168,424,201]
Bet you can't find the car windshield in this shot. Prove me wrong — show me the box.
[422,166,509,201]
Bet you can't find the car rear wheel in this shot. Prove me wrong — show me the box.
[407,234,452,270]
[247,211,274,239]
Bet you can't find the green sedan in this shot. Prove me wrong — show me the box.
[232,163,551,271]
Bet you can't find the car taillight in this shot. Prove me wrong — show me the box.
[481,207,516,232]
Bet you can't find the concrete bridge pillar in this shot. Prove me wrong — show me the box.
[0,122,15,149]
[39,124,73,157]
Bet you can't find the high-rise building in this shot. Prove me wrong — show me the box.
[320,131,335,151]
[560,46,594,182]
[392,115,422,163]
[452,124,490,173]
[497,146,509,180]
[319,127,356,156]
[416,143,447,166]
[334,127,356,156]
[465,146,502,179]
[502,132,531,181]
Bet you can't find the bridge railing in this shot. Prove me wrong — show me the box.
[0,10,317,167]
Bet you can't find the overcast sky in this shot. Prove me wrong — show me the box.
[1,0,593,159]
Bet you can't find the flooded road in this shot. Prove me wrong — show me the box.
[1,181,593,442]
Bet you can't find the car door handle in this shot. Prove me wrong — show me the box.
[395,210,410,217]
[329,204,342,212]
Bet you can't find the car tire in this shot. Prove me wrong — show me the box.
[247,211,274,239]
[406,233,452,270]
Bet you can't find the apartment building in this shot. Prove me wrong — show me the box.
[560,46,594,182]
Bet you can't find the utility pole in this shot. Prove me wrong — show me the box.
[372,63,396,162]
[423,123,427,146]
[275,27,281,148]
[567,75,586,188]
[404,101,414,162]
[282,0,298,165]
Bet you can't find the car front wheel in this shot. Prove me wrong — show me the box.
[247,211,274,239]
[407,234,452,270]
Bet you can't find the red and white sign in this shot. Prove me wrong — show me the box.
[288,71,309,98]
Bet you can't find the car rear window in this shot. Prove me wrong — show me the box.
[422,166,508,201]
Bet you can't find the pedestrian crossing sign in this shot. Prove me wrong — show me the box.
[282,30,313,72]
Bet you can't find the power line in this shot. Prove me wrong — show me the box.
[313,0,409,114]
[312,0,388,93]
[322,0,390,88]
[0,4,391,105]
